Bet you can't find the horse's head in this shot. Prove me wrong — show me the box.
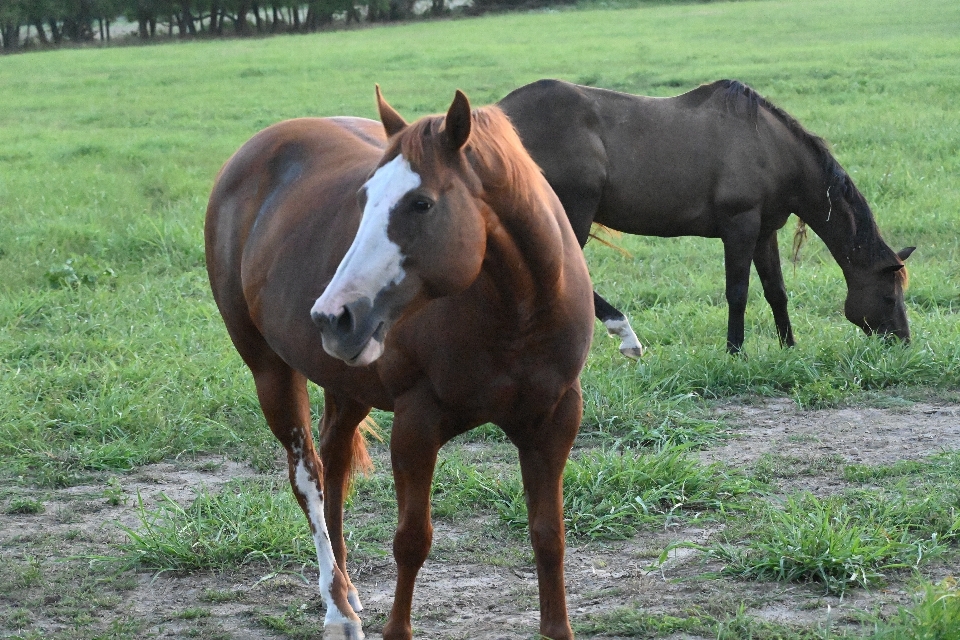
[311,87,488,366]
[844,246,915,342]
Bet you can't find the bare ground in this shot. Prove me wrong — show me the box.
[2,398,959,639]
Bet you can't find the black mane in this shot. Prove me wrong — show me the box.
[714,79,878,243]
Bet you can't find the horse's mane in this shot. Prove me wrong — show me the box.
[398,105,548,212]
[713,80,905,283]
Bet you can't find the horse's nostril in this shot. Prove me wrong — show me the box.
[336,306,353,333]
[311,309,331,329]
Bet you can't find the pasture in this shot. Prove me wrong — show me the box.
[1,0,959,637]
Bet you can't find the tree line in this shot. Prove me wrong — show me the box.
[0,0,541,51]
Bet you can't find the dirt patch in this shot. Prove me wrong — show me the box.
[2,399,959,639]
[704,399,960,495]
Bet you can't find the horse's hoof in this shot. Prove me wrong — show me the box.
[323,621,365,640]
[620,345,644,359]
[348,589,364,613]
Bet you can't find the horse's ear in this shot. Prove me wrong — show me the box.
[444,89,472,151]
[376,84,408,138]
[897,246,916,261]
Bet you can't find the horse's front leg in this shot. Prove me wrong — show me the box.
[250,361,364,639]
[722,211,761,353]
[382,395,445,640]
[319,390,374,617]
[752,231,795,348]
[514,382,583,640]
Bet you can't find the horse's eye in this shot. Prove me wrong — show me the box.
[411,199,433,213]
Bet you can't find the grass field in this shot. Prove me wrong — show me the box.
[1,0,959,637]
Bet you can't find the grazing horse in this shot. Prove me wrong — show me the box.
[499,79,915,354]
[205,88,594,640]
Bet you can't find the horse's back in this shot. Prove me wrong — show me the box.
[502,80,803,238]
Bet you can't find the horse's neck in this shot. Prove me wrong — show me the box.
[479,190,567,326]
[796,173,872,276]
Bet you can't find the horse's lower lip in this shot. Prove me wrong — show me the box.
[346,323,385,364]
[347,344,367,364]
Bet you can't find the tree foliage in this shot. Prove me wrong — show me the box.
[0,0,439,49]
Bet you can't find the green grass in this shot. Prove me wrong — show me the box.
[1,0,959,484]
[2,0,960,637]
[112,443,754,570]
[865,577,960,640]
[114,480,315,571]
[670,487,957,595]
[576,602,845,639]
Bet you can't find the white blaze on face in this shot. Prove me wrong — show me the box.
[311,155,421,320]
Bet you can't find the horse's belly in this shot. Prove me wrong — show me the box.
[595,202,719,238]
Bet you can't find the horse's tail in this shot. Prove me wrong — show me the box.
[589,223,633,257]
[792,218,808,267]
[348,415,381,487]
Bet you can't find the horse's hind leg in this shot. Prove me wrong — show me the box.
[249,356,365,639]
[752,231,795,347]
[594,291,644,358]
[318,390,372,615]
[513,382,582,640]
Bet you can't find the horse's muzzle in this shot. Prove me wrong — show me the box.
[312,297,386,366]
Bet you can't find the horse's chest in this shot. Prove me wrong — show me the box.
[433,354,563,424]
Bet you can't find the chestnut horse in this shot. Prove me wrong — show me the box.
[205,88,594,639]
[499,79,915,354]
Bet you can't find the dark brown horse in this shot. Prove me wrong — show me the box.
[499,79,915,354]
[205,88,594,640]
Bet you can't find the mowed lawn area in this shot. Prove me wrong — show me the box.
[1,0,959,638]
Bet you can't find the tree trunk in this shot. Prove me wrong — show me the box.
[235,1,249,34]
[105,19,110,41]
[49,19,63,44]
[32,19,49,44]
[183,5,197,35]
[1,22,20,50]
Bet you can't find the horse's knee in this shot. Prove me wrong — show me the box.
[393,521,432,570]
[529,521,564,565]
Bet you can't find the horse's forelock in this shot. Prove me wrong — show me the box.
[898,263,909,289]
[396,106,545,209]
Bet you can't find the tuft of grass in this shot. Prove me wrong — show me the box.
[256,603,324,639]
[865,577,960,639]
[844,451,960,484]
[499,445,756,540]
[668,492,949,595]
[4,497,45,515]
[114,479,314,571]
[573,607,709,637]
[576,602,838,639]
